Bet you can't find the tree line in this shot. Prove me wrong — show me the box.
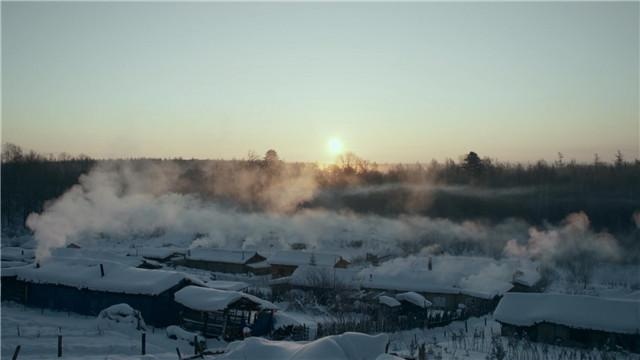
[2,143,639,235]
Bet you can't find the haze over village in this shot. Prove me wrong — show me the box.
[1,2,639,360]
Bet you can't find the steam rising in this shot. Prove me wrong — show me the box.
[26,161,630,267]
[504,212,621,265]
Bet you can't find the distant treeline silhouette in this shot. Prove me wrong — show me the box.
[2,143,639,235]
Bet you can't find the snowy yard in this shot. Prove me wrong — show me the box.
[1,302,225,359]
[2,302,639,360]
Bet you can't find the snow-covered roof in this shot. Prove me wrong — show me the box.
[378,295,401,307]
[395,292,432,308]
[12,257,200,296]
[217,332,389,360]
[1,264,33,277]
[205,280,249,292]
[51,248,142,267]
[494,293,640,335]
[2,260,30,269]
[359,255,515,299]
[174,285,277,312]
[186,248,263,264]
[268,251,347,267]
[1,247,35,261]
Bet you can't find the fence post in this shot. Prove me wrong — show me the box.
[141,332,146,355]
[176,347,182,360]
[193,335,198,355]
[11,345,21,360]
[57,333,62,357]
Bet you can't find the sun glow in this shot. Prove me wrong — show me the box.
[327,137,344,155]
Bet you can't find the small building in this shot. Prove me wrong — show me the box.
[268,265,360,302]
[359,255,518,315]
[1,258,201,327]
[268,251,350,278]
[494,293,640,352]
[395,292,433,328]
[179,248,268,275]
[360,270,508,315]
[174,285,278,341]
[375,295,402,329]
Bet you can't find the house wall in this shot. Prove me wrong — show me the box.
[177,254,268,274]
[180,259,249,274]
[3,279,187,327]
[270,264,298,278]
[500,321,640,353]
[421,292,497,315]
[1,275,26,303]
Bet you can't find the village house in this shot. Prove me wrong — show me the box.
[1,258,202,326]
[269,265,360,304]
[494,293,640,353]
[177,248,269,275]
[358,256,516,315]
[174,285,278,341]
[268,250,350,278]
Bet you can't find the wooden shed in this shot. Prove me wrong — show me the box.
[174,285,278,341]
[178,248,269,275]
[359,255,515,316]
[1,259,201,327]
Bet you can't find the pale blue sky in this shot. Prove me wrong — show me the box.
[2,2,638,163]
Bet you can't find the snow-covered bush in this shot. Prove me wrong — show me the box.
[97,303,146,334]
[166,325,206,349]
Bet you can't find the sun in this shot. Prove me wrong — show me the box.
[327,137,344,155]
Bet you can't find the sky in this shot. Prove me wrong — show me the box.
[2,2,638,163]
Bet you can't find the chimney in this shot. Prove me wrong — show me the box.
[36,262,40,269]
[428,256,432,271]
[99,264,105,277]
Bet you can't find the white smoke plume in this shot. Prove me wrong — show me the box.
[26,161,627,266]
[503,211,621,265]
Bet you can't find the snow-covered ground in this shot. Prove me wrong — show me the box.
[2,234,640,359]
[0,301,227,359]
[2,302,639,359]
